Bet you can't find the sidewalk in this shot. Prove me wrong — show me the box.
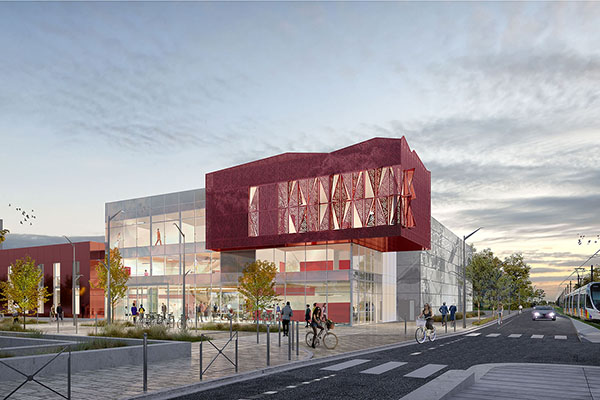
[568,317,600,343]
[406,363,600,400]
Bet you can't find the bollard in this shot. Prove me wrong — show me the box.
[278,320,281,347]
[95,314,98,335]
[296,321,299,356]
[230,317,233,339]
[143,333,148,392]
[199,336,203,380]
[445,321,447,333]
[404,319,407,336]
[68,347,71,399]
[235,333,238,373]
[288,322,292,360]
[291,320,294,354]
[454,319,456,332]
[57,315,60,333]
[267,323,270,366]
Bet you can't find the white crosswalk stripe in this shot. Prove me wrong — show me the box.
[508,334,522,338]
[555,335,567,340]
[531,334,544,339]
[321,359,370,371]
[486,333,501,337]
[404,364,447,378]
[360,361,407,375]
[465,333,481,337]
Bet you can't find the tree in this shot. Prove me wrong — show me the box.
[502,253,533,309]
[91,248,129,322]
[466,249,502,319]
[0,228,8,244]
[238,260,279,325]
[0,256,50,329]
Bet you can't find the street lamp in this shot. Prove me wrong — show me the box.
[173,223,190,330]
[63,236,81,333]
[106,209,123,323]
[462,227,482,328]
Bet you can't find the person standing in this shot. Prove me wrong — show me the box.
[281,302,293,336]
[276,303,281,321]
[322,303,328,319]
[131,302,138,324]
[161,303,167,320]
[139,304,145,322]
[305,304,311,327]
[449,303,457,327]
[50,304,56,322]
[498,302,504,324]
[439,302,449,327]
[56,303,63,321]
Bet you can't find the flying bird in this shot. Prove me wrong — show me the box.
[10,203,37,227]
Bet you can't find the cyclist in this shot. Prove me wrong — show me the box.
[310,302,324,348]
[518,304,523,314]
[419,303,434,332]
[439,302,448,327]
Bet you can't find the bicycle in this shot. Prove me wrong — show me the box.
[415,317,436,344]
[305,320,338,349]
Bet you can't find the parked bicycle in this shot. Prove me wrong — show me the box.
[415,317,436,343]
[305,319,338,349]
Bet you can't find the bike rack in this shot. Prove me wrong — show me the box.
[0,345,71,400]
[199,332,238,380]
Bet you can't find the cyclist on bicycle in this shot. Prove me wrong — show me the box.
[419,303,434,331]
[310,302,324,348]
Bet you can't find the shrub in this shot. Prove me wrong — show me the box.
[73,339,127,351]
[90,324,211,342]
[195,322,280,333]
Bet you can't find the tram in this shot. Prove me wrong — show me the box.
[564,282,600,321]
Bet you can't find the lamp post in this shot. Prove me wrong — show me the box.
[462,227,482,328]
[173,223,189,330]
[106,209,123,324]
[63,236,80,333]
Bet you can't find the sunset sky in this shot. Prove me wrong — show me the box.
[1,2,599,299]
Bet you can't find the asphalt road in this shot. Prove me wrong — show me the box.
[176,312,600,400]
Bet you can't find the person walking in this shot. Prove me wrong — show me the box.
[161,303,167,320]
[50,304,56,322]
[154,228,162,246]
[439,302,449,327]
[276,303,281,321]
[305,304,311,327]
[449,303,457,327]
[56,303,63,321]
[518,304,523,314]
[282,301,293,336]
[138,304,145,322]
[131,302,138,324]
[498,302,504,325]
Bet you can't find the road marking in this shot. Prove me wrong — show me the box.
[286,385,297,388]
[486,333,501,337]
[508,334,522,338]
[404,364,447,378]
[465,333,481,337]
[410,352,422,355]
[555,335,567,340]
[531,334,544,339]
[321,359,370,371]
[360,361,407,375]
[263,391,277,395]
[302,381,311,384]
[428,347,436,350]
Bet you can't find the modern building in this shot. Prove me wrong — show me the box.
[0,242,105,318]
[105,137,472,324]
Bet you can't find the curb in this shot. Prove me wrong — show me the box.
[128,318,500,400]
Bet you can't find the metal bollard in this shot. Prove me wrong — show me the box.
[454,319,456,332]
[143,333,148,392]
[199,336,203,380]
[291,320,295,354]
[296,321,299,356]
[288,322,292,360]
[235,333,238,373]
[57,315,60,333]
[95,314,98,335]
[445,321,447,333]
[278,320,281,347]
[404,319,407,335]
[267,324,270,366]
[68,346,71,399]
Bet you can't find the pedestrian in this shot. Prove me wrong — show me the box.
[56,303,63,321]
[13,309,19,324]
[131,302,138,324]
[322,303,328,319]
[139,304,145,322]
[518,304,523,314]
[449,304,457,327]
[200,302,206,322]
[276,303,281,321]
[161,303,167,320]
[305,304,311,327]
[439,302,449,327]
[282,301,293,336]
[50,304,56,322]
[498,302,504,324]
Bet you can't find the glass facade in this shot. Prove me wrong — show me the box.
[106,189,397,324]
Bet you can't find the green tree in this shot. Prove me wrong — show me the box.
[502,253,533,309]
[0,256,50,329]
[91,248,130,322]
[466,249,502,319]
[0,228,9,244]
[238,260,279,325]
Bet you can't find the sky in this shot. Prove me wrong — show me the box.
[1,2,599,299]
